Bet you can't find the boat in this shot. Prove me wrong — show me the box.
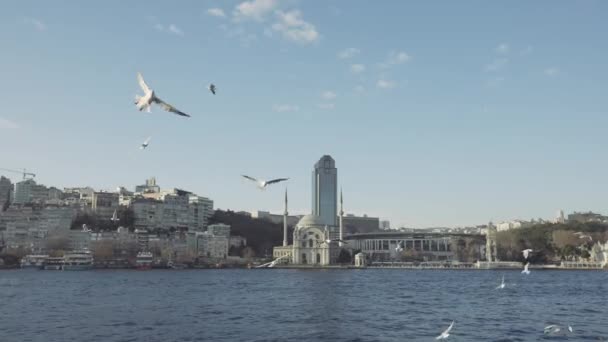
[43,257,64,270]
[20,255,49,269]
[62,250,94,271]
[135,251,153,270]
[167,260,187,270]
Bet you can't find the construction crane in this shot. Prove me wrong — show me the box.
[0,167,36,180]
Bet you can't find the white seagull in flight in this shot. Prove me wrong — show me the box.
[208,83,216,95]
[256,254,290,268]
[134,72,190,117]
[140,137,152,150]
[110,210,119,223]
[522,249,533,259]
[496,275,506,289]
[396,241,404,252]
[242,175,289,190]
[522,262,531,275]
[436,321,454,340]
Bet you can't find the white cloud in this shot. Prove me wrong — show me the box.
[168,24,184,36]
[338,48,360,59]
[23,17,46,31]
[321,91,336,100]
[484,58,508,72]
[318,103,335,110]
[272,10,319,44]
[520,46,533,56]
[207,8,226,18]
[154,23,164,32]
[380,51,411,68]
[495,43,509,54]
[233,0,278,22]
[0,118,19,129]
[377,79,396,89]
[354,85,365,93]
[273,104,300,112]
[544,67,560,76]
[350,64,365,73]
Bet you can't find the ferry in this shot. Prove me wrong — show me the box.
[135,251,153,270]
[63,250,94,271]
[43,257,64,270]
[20,255,49,269]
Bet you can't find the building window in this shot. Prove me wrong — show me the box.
[316,253,321,264]
[309,239,314,248]
[302,241,306,248]
[302,253,307,264]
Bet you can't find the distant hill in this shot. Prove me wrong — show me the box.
[209,209,293,257]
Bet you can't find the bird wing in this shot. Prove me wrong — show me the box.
[266,178,289,185]
[153,97,191,117]
[445,321,454,334]
[143,136,152,145]
[242,175,259,183]
[137,72,151,93]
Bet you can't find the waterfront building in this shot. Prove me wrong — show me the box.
[68,230,91,251]
[132,198,163,231]
[187,227,230,260]
[207,223,230,237]
[0,176,12,207]
[312,155,338,227]
[345,231,485,263]
[160,190,191,230]
[380,220,391,230]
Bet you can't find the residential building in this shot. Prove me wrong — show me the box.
[0,176,12,207]
[91,192,119,219]
[496,220,533,232]
[311,155,338,227]
[132,198,163,231]
[13,179,48,204]
[187,229,230,260]
[567,211,607,224]
[380,220,391,230]
[251,210,302,226]
[342,214,380,234]
[189,195,214,231]
[135,177,160,194]
[207,223,230,237]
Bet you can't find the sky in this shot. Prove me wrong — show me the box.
[1,0,607,228]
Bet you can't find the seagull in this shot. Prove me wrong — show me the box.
[522,249,533,259]
[578,234,593,241]
[256,254,290,268]
[110,210,120,223]
[208,83,216,95]
[140,136,152,150]
[134,72,190,117]
[396,241,404,252]
[317,239,348,246]
[436,321,454,340]
[496,275,506,289]
[568,325,573,333]
[522,262,531,275]
[544,325,561,335]
[242,175,289,190]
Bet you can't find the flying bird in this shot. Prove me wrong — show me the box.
[256,254,290,268]
[140,136,152,150]
[496,275,506,289]
[208,83,216,95]
[522,249,533,259]
[522,262,531,275]
[436,321,454,340]
[544,325,561,335]
[396,241,404,252]
[110,210,120,223]
[134,72,190,117]
[242,175,289,190]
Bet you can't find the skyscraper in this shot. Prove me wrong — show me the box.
[312,155,338,226]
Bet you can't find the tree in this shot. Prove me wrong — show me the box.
[337,249,352,264]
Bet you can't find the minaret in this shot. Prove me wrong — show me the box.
[283,188,288,247]
[339,188,344,247]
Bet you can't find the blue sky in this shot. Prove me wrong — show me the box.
[1,0,607,228]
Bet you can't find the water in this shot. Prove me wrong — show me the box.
[1,269,607,342]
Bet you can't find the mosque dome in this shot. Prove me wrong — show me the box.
[296,214,327,228]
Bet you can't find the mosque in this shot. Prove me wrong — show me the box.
[273,155,345,266]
